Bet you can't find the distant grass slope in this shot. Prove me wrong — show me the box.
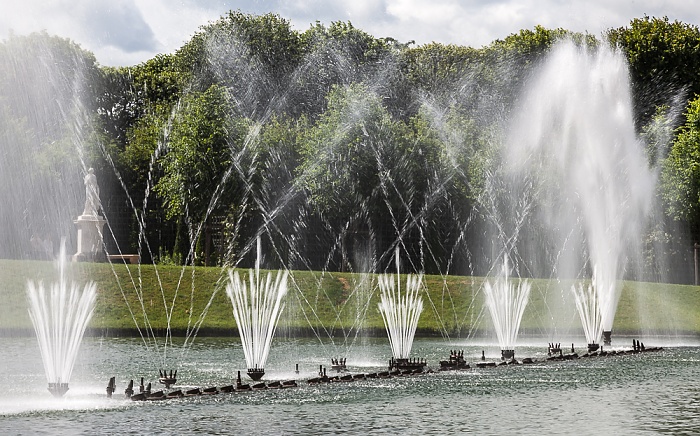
[1,259,698,338]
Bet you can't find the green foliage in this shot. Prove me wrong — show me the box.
[403,43,483,94]
[1,259,697,335]
[293,21,392,118]
[301,21,389,66]
[7,12,700,282]
[298,83,423,221]
[155,84,249,221]
[608,16,700,124]
[488,25,579,60]
[213,10,303,78]
[661,96,700,230]
[176,10,303,119]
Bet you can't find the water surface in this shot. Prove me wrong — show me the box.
[0,337,697,435]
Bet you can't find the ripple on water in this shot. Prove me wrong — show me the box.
[0,339,698,435]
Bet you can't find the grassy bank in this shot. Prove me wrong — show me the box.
[1,259,698,338]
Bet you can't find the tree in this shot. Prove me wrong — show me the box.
[608,16,700,128]
[661,95,700,240]
[97,54,185,148]
[298,83,443,270]
[0,32,102,258]
[175,11,303,120]
[292,21,392,119]
[155,84,249,265]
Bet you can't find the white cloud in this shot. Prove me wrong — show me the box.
[1,0,699,66]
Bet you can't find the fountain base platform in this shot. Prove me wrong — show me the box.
[48,382,69,397]
[389,357,427,372]
[439,350,469,370]
[247,368,265,381]
[501,350,515,361]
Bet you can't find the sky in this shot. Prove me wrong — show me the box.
[1,0,699,67]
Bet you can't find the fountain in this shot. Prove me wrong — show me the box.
[483,257,531,361]
[571,270,604,352]
[378,248,426,372]
[505,39,657,346]
[0,19,685,414]
[226,238,288,380]
[26,243,97,397]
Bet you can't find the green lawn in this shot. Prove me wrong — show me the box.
[1,259,698,338]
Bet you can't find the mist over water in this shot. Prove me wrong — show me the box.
[503,40,657,335]
[0,36,97,259]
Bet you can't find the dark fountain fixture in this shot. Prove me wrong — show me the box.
[125,380,134,398]
[588,343,600,352]
[48,382,69,398]
[548,343,562,356]
[331,358,347,372]
[247,365,265,381]
[106,377,116,398]
[159,369,177,388]
[439,350,469,370]
[501,349,515,361]
[236,371,251,390]
[603,331,612,346]
[389,357,427,372]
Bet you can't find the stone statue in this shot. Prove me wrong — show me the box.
[83,168,101,216]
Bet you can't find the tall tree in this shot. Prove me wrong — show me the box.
[661,95,700,241]
[608,16,700,127]
[155,84,249,265]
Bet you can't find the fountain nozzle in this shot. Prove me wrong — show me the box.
[501,350,515,360]
[603,330,612,346]
[247,367,265,381]
[158,369,177,388]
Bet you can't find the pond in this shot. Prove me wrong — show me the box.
[0,337,698,435]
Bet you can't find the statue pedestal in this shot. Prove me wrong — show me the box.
[73,214,106,262]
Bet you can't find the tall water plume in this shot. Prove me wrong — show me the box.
[0,34,98,260]
[505,39,657,342]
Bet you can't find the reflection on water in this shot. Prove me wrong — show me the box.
[0,337,698,435]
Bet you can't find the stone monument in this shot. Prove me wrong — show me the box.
[73,168,106,261]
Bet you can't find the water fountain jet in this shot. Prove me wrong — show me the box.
[483,257,531,361]
[378,248,426,372]
[27,243,97,397]
[226,238,288,381]
[505,40,657,343]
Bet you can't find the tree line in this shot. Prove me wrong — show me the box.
[1,13,700,283]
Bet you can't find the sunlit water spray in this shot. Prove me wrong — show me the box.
[378,248,424,359]
[226,238,288,380]
[506,40,657,345]
[571,268,606,350]
[26,243,97,397]
[483,257,531,359]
